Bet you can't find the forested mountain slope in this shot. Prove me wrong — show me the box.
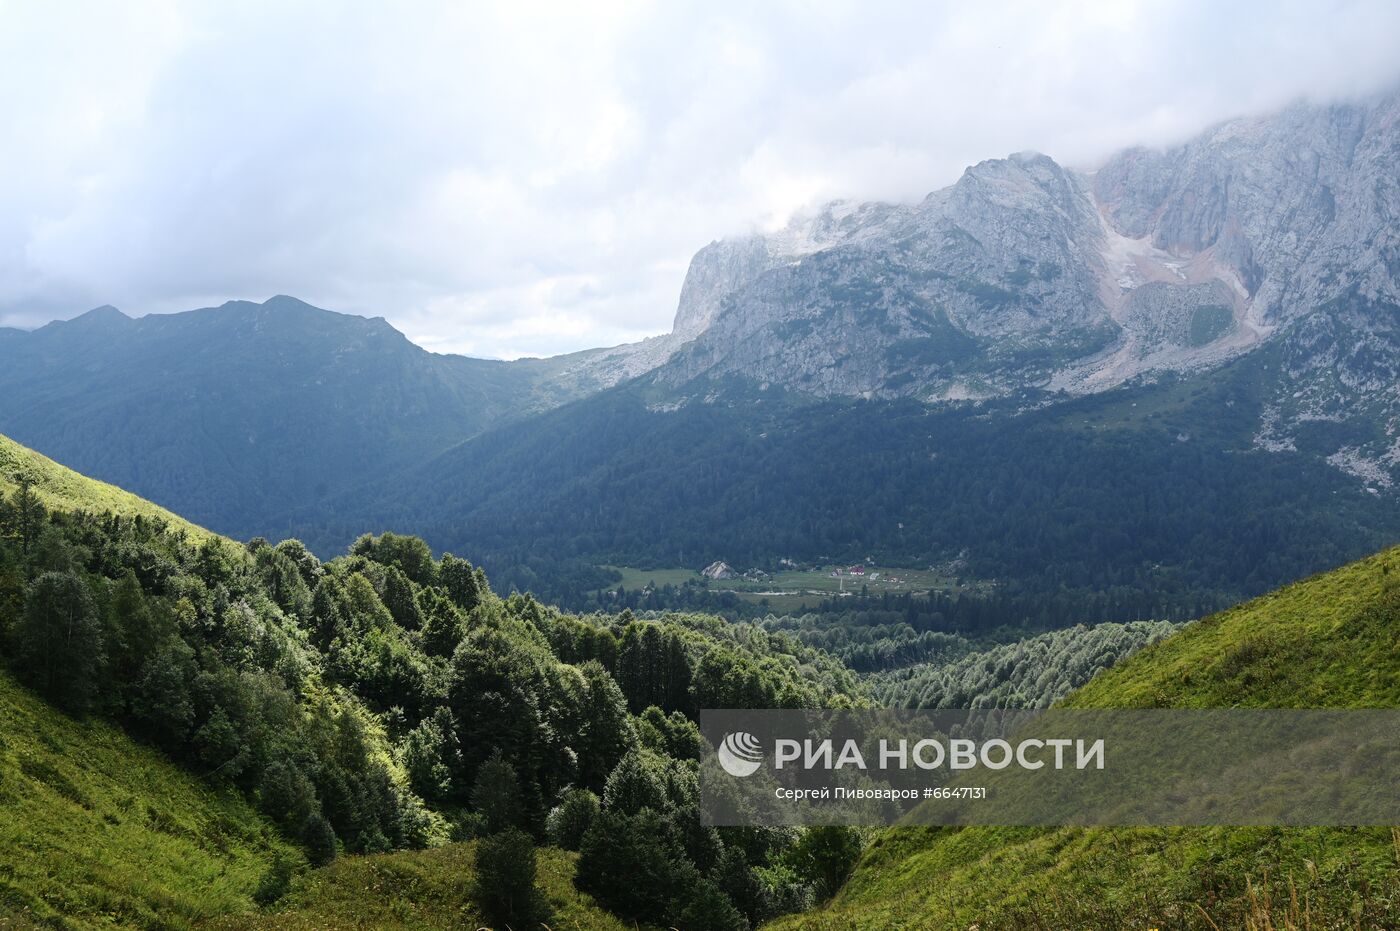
[298,345,1400,625]
[871,619,1178,709]
[769,545,1400,930]
[0,297,581,538]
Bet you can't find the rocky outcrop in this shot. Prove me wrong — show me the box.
[656,153,1121,399]
[1087,91,1400,482]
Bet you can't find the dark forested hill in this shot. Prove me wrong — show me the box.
[0,296,581,538]
[292,342,1400,624]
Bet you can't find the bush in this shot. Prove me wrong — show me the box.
[545,787,599,850]
[450,810,488,842]
[253,854,296,907]
[302,812,338,867]
[474,828,550,927]
[678,876,748,931]
[786,825,862,900]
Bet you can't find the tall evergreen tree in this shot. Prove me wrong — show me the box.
[13,571,104,711]
[11,480,45,560]
[576,660,637,792]
[474,828,550,927]
[471,750,523,834]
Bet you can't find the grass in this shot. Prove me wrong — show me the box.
[0,670,296,929]
[774,826,1400,930]
[768,545,1400,930]
[604,565,701,590]
[604,564,982,612]
[0,433,219,544]
[1062,544,1400,709]
[201,842,638,931]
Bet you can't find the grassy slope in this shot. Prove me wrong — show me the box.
[0,433,218,544]
[0,671,296,929]
[1061,545,1400,709]
[771,546,1400,930]
[202,843,635,931]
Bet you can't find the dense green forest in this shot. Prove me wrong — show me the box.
[603,586,1182,673]
[291,349,1400,626]
[0,478,869,930]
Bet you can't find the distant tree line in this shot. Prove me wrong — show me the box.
[869,620,1178,709]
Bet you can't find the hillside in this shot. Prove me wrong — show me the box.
[0,667,639,931]
[0,297,583,538]
[0,432,217,544]
[0,432,866,930]
[768,545,1400,930]
[0,670,297,929]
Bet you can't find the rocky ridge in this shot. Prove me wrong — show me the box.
[562,88,1400,485]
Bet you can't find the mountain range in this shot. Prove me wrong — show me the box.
[0,296,589,536]
[4,88,1400,615]
[637,87,1400,460]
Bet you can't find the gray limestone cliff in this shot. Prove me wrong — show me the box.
[561,88,1400,483]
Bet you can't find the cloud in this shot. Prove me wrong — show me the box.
[2,0,1399,357]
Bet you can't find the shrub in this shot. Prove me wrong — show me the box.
[474,828,550,927]
[253,854,296,907]
[545,787,599,850]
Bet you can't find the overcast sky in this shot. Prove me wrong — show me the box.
[2,0,1399,359]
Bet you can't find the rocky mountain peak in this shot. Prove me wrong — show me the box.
[570,89,1400,486]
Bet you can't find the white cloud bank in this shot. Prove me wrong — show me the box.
[2,0,1399,358]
